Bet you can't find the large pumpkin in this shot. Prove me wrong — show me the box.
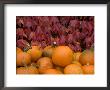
[79,49,94,65]
[52,46,73,67]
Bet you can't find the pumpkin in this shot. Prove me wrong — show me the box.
[52,46,73,67]
[79,49,94,65]
[16,47,22,54]
[16,65,39,74]
[64,64,83,74]
[16,52,31,66]
[42,46,55,58]
[82,65,94,74]
[36,57,53,74]
[27,46,42,62]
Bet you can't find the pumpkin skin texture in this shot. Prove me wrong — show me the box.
[27,46,42,62]
[79,49,94,65]
[52,46,73,67]
[17,47,22,54]
[82,65,94,74]
[42,46,55,58]
[36,57,53,74]
[43,69,62,74]
[16,52,31,66]
[16,66,39,74]
[64,64,83,74]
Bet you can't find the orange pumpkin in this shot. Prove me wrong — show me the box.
[82,65,94,74]
[16,66,39,74]
[64,64,83,74]
[42,46,55,58]
[52,46,73,67]
[79,49,94,65]
[16,52,31,66]
[36,57,53,74]
[16,47,22,54]
[27,46,42,62]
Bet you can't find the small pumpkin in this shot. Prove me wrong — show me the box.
[42,46,55,58]
[82,65,94,74]
[16,52,31,66]
[27,46,42,62]
[36,57,53,74]
[16,65,39,74]
[79,49,94,65]
[64,64,83,74]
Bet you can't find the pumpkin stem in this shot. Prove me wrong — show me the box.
[52,41,57,48]
[23,44,32,52]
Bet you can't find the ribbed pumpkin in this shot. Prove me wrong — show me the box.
[16,52,31,66]
[16,66,39,74]
[36,57,53,74]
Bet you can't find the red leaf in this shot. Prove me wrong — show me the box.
[67,34,73,44]
[69,20,80,29]
[16,28,27,38]
[59,35,66,45]
[17,39,30,50]
[29,31,36,40]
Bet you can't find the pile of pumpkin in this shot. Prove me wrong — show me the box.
[16,45,94,74]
